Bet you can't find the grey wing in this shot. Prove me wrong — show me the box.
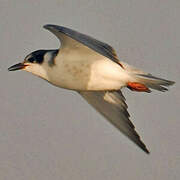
[43,24,119,63]
[79,91,150,154]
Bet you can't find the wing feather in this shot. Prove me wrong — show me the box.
[43,24,119,63]
[79,91,149,154]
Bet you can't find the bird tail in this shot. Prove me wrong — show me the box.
[129,74,175,92]
[120,61,175,92]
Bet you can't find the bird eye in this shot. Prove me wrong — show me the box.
[28,57,35,63]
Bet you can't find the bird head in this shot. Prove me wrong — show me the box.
[8,49,58,80]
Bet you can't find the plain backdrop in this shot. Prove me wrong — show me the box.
[1,0,180,180]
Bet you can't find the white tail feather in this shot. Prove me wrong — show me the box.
[134,74,175,92]
[121,61,175,92]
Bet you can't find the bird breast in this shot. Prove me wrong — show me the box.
[46,54,129,91]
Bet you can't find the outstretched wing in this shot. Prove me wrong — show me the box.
[43,24,119,63]
[79,90,149,154]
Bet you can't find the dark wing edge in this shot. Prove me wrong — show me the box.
[43,24,119,63]
[79,90,150,154]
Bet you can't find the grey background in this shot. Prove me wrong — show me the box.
[1,0,179,179]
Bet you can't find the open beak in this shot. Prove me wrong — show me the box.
[8,63,27,71]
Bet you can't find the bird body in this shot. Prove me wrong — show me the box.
[8,24,175,154]
[46,52,130,91]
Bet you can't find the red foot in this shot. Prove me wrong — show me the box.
[127,82,151,93]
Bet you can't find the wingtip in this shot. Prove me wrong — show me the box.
[43,24,66,33]
[43,24,55,30]
[137,138,150,154]
[136,140,150,154]
[143,147,150,154]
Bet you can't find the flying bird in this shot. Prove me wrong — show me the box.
[8,24,175,154]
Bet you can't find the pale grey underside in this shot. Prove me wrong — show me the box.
[79,91,149,153]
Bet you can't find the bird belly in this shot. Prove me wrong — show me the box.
[87,59,129,90]
[47,57,129,91]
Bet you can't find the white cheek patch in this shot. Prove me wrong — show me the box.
[23,63,49,81]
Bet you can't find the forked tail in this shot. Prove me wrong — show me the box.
[127,73,175,92]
